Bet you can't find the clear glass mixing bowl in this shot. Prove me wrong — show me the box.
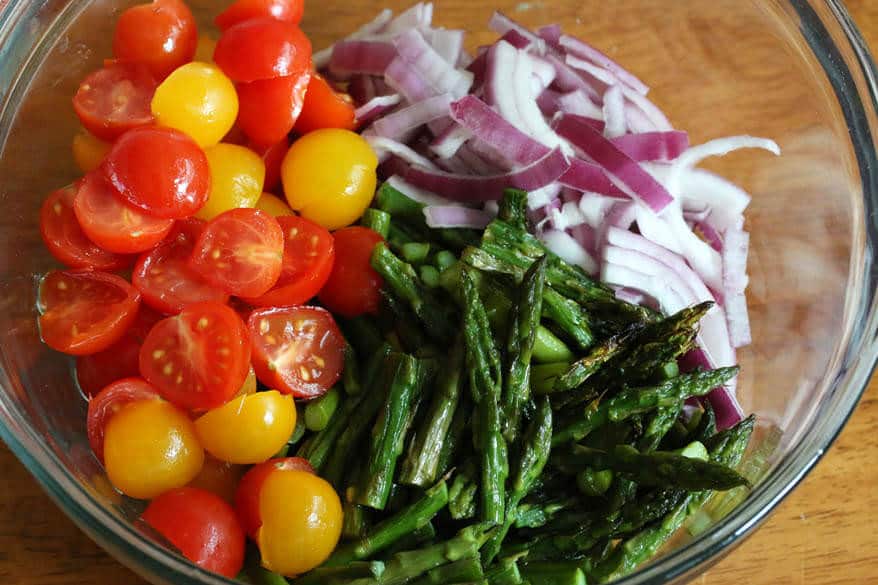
[0,0,876,583]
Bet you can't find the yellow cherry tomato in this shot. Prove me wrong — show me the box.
[194,390,296,464]
[187,456,245,504]
[236,366,258,397]
[196,143,266,220]
[255,193,295,217]
[104,400,204,500]
[257,470,343,576]
[194,35,217,63]
[281,129,377,230]
[72,128,112,172]
[151,62,238,148]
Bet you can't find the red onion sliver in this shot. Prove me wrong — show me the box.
[724,290,752,347]
[354,94,402,125]
[386,175,454,206]
[424,205,492,229]
[722,228,750,293]
[537,24,562,47]
[602,85,627,139]
[367,136,439,169]
[542,229,598,274]
[329,40,397,78]
[610,131,690,162]
[487,11,547,54]
[557,89,603,120]
[423,28,465,66]
[695,220,724,252]
[393,29,474,99]
[312,8,394,69]
[372,94,454,141]
[559,34,650,95]
[680,349,743,430]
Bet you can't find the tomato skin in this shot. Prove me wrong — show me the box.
[38,270,141,356]
[112,0,198,80]
[213,18,311,83]
[86,377,162,462]
[318,227,385,318]
[187,456,245,504]
[215,0,304,31]
[102,126,210,219]
[248,306,345,398]
[196,143,265,220]
[72,128,113,173]
[294,74,357,134]
[73,63,157,141]
[254,193,294,217]
[234,457,314,539]
[243,215,335,307]
[250,139,287,193]
[40,184,134,271]
[143,487,245,578]
[235,73,310,147]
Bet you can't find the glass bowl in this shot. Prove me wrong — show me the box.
[0,0,876,584]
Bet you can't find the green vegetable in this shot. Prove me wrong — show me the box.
[343,344,362,396]
[576,468,613,497]
[532,326,575,363]
[402,242,431,264]
[419,265,440,288]
[448,459,479,521]
[342,502,371,541]
[291,561,385,585]
[304,386,341,432]
[409,557,484,585]
[521,561,587,585]
[435,250,458,271]
[361,208,391,238]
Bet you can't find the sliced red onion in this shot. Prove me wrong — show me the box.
[384,2,433,34]
[602,85,627,139]
[423,28,465,66]
[487,11,547,54]
[565,54,616,90]
[424,205,492,229]
[354,94,402,126]
[547,200,587,231]
[724,289,752,347]
[393,30,474,99]
[526,183,563,210]
[694,220,724,252]
[722,228,749,293]
[557,89,603,120]
[559,34,650,95]
[545,53,601,101]
[385,56,435,102]
[610,131,689,162]
[668,135,780,193]
[450,94,547,165]
[524,53,558,94]
[601,262,689,314]
[429,123,472,159]
[624,102,660,133]
[385,174,455,206]
[680,349,743,430]
[577,192,618,228]
[468,29,533,88]
[537,24,562,46]
[348,75,376,105]
[434,153,473,174]
[542,229,598,274]
[613,286,646,306]
[621,86,673,132]
[457,141,505,174]
[367,136,440,170]
[329,40,396,78]
[559,160,620,195]
[312,8,394,69]
[371,94,453,141]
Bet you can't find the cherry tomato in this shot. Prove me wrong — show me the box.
[294,74,357,134]
[76,306,163,398]
[73,172,175,254]
[213,18,311,83]
[235,73,310,147]
[40,184,134,271]
[132,218,229,314]
[249,138,288,192]
[196,143,265,220]
[248,306,344,398]
[237,366,258,397]
[112,0,198,80]
[189,209,284,297]
[86,377,162,461]
[318,227,384,317]
[102,126,210,219]
[104,399,204,499]
[215,0,304,31]
[72,62,157,141]
[257,470,342,575]
[244,215,334,307]
[143,487,245,577]
[254,193,294,217]
[140,301,251,411]
[188,456,245,504]
[194,35,217,63]
[281,129,377,230]
[151,62,238,148]
[72,128,112,173]
[38,270,141,355]
[234,457,314,538]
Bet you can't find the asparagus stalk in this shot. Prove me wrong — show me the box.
[521,561,587,585]
[484,556,524,585]
[497,188,528,231]
[551,332,631,393]
[361,208,391,238]
[304,386,340,432]
[449,459,479,520]
[342,501,371,541]
[290,561,385,585]
[409,557,484,585]
[342,344,363,395]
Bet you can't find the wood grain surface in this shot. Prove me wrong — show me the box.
[1,1,877,584]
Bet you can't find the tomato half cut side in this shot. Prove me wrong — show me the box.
[318,227,385,318]
[236,73,310,147]
[112,0,198,80]
[189,209,284,298]
[215,0,304,31]
[294,73,357,135]
[248,306,344,398]
[40,184,135,271]
[73,172,175,254]
[234,457,314,538]
[213,18,311,83]
[86,377,163,461]
[243,215,335,307]
[139,301,251,411]
[73,62,157,141]
[133,218,229,314]
[38,270,141,356]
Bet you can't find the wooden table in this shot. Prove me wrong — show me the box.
[2,1,878,584]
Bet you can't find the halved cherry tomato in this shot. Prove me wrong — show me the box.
[189,209,284,298]
[38,270,141,355]
[188,456,245,504]
[40,184,134,271]
[249,139,288,192]
[72,62,157,141]
[140,301,251,411]
[72,128,113,173]
[254,193,294,217]
[213,19,311,83]
[235,73,310,147]
[234,457,314,538]
[318,227,384,317]
[112,0,198,80]
[243,215,334,307]
[76,305,163,398]
[86,377,162,461]
[143,487,245,578]
[102,126,210,219]
[248,306,344,398]
[215,0,304,31]
[294,74,357,134]
[132,218,229,314]
[73,172,175,254]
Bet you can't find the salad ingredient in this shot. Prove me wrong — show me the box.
[197,143,266,220]
[112,0,198,79]
[86,378,162,461]
[251,139,288,192]
[294,74,358,134]
[187,456,245,503]
[194,35,218,63]
[72,129,112,173]
[213,18,312,83]
[318,227,384,317]
[235,457,315,538]
[255,192,295,217]
[235,73,311,146]
[303,386,340,431]
[72,63,157,141]
[215,0,305,30]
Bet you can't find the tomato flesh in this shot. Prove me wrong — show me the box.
[318,227,385,317]
[73,63,157,141]
[215,0,304,31]
[112,0,198,80]
[294,74,357,134]
[86,377,162,461]
[213,18,311,83]
[234,457,314,539]
[236,73,310,147]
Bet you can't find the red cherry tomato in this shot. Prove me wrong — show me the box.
[215,0,304,31]
[234,457,314,539]
[40,183,135,271]
[86,377,162,461]
[294,74,357,134]
[73,172,175,254]
[189,209,284,298]
[140,301,251,411]
[73,63,157,142]
[38,270,141,356]
[243,215,335,307]
[213,18,311,83]
[143,487,245,578]
[112,0,198,80]
[318,227,384,317]
[235,73,310,147]
[249,138,288,192]
[102,127,210,219]
[248,306,344,398]
[76,305,163,398]
[133,219,229,314]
